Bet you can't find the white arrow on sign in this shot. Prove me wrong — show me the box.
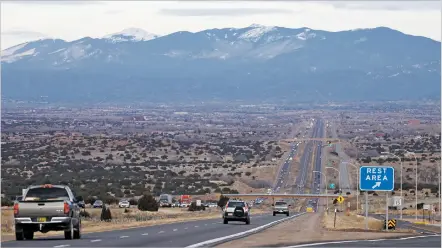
[372,182,381,189]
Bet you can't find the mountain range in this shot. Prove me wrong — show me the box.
[2,24,440,104]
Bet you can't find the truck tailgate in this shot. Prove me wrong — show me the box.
[17,201,67,218]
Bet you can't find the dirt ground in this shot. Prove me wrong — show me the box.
[217,211,414,247]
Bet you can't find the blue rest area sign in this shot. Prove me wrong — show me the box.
[359,166,394,191]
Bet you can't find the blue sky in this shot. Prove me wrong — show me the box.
[1,1,440,48]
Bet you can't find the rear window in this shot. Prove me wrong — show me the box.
[227,201,245,208]
[24,187,69,201]
[275,202,287,205]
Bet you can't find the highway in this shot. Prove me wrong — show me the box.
[286,234,441,247]
[2,214,296,247]
[309,119,324,212]
[329,123,351,192]
[273,142,299,193]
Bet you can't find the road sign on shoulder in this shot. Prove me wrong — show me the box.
[359,166,394,191]
[337,195,344,203]
[392,196,402,207]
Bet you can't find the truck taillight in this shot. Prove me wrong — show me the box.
[64,202,70,214]
[13,203,19,215]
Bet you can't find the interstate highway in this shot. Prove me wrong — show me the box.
[2,214,299,247]
[286,234,441,247]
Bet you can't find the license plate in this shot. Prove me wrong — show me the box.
[37,217,47,222]
[227,213,232,216]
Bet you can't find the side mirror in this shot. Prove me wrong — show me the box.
[272,204,274,206]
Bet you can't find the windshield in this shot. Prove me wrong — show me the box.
[24,187,69,201]
[227,202,245,208]
[275,202,287,206]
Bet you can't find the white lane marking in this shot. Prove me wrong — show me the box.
[158,231,165,234]
[283,235,440,247]
[54,245,70,248]
[205,224,208,226]
[91,239,101,242]
[284,240,359,247]
[120,236,129,238]
[173,229,178,231]
[399,237,418,240]
[367,239,386,242]
[194,225,199,228]
[185,212,306,248]
[142,233,149,236]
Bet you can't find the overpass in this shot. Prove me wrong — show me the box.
[222,193,352,200]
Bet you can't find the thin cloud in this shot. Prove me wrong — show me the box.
[6,1,105,5]
[104,9,124,15]
[158,8,294,17]
[328,1,440,11]
[2,29,48,37]
[1,29,50,42]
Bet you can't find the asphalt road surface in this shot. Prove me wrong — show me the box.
[309,119,324,212]
[273,141,299,193]
[368,214,440,234]
[286,234,441,247]
[2,214,297,247]
[330,123,351,192]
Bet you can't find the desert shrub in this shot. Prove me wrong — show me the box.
[129,198,138,205]
[218,195,229,208]
[138,194,159,212]
[80,210,91,218]
[100,206,112,222]
[188,202,206,211]
[1,197,13,207]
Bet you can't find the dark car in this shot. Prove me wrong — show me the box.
[77,200,85,208]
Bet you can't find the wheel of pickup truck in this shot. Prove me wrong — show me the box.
[273,212,276,216]
[74,220,81,239]
[286,212,289,217]
[15,230,24,241]
[64,220,74,240]
[24,231,34,240]
[223,219,228,224]
[245,218,250,225]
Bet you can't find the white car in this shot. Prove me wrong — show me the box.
[118,200,130,208]
[222,200,250,225]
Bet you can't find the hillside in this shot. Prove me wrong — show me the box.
[2,25,440,104]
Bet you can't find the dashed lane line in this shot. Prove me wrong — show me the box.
[53,245,70,248]
[120,236,129,239]
[91,239,101,242]
[283,235,441,247]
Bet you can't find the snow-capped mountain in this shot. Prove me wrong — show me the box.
[1,25,440,104]
[102,28,160,43]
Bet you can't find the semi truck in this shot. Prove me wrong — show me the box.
[158,194,173,207]
[180,195,191,208]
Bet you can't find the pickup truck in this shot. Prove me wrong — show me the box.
[272,201,290,216]
[13,184,83,241]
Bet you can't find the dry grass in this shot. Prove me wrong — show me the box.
[322,212,384,231]
[1,206,269,240]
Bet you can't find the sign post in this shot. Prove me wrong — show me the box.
[360,166,395,231]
